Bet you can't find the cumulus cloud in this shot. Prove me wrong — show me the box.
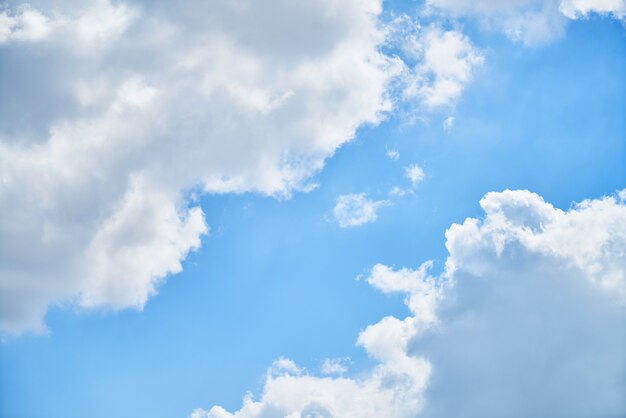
[420,189,626,417]
[0,2,501,335]
[194,189,626,417]
[397,23,484,108]
[333,194,387,228]
[0,0,405,334]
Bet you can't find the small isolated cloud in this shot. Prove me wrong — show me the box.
[443,116,454,132]
[405,164,425,185]
[193,188,626,418]
[333,194,387,228]
[398,23,484,109]
[320,357,350,375]
[386,148,401,160]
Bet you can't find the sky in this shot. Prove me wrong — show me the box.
[0,1,625,417]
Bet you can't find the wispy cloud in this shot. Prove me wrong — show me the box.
[405,164,425,185]
[333,194,388,228]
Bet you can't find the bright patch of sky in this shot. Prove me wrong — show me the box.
[1,1,624,417]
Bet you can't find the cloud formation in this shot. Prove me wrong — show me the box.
[4,0,614,339]
[426,0,625,45]
[396,23,484,108]
[0,0,401,334]
[194,188,626,417]
[1,0,493,335]
[386,148,401,160]
[333,194,388,228]
[320,358,350,376]
[560,0,626,19]
[405,165,425,186]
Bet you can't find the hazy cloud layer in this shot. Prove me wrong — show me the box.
[194,189,626,417]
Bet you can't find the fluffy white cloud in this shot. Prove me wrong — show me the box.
[0,0,405,334]
[333,194,387,228]
[191,354,430,418]
[420,189,626,417]
[194,188,626,417]
[398,23,484,108]
[442,116,455,132]
[3,0,490,335]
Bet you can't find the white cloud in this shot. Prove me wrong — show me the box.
[333,194,387,228]
[387,164,424,200]
[560,0,626,19]
[447,188,626,300]
[0,1,490,335]
[191,351,430,418]
[399,24,484,108]
[426,0,625,45]
[0,6,51,43]
[389,186,411,197]
[79,177,207,310]
[0,1,136,46]
[419,189,626,416]
[193,188,626,417]
[0,0,401,334]
[405,164,425,185]
[425,0,568,45]
[443,116,455,132]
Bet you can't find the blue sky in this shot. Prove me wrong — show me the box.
[1,1,625,418]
